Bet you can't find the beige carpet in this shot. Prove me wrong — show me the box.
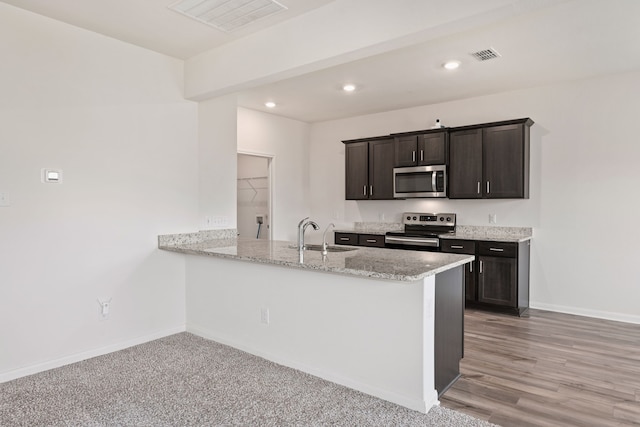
[0,333,498,426]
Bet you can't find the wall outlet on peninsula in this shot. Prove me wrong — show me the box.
[489,214,497,224]
[260,307,270,325]
[0,192,9,207]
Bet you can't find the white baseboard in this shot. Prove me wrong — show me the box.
[0,325,186,384]
[530,302,640,325]
[187,323,437,414]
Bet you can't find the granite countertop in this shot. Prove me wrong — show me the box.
[158,231,473,282]
[335,223,532,243]
[334,221,403,236]
[439,226,532,243]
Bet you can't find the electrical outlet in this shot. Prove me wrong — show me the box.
[489,214,497,224]
[212,216,229,227]
[260,308,270,325]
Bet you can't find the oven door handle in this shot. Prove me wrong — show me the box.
[385,236,439,246]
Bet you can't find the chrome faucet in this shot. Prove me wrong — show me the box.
[297,217,319,251]
[322,223,335,256]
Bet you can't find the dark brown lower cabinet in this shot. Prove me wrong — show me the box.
[334,232,385,248]
[478,255,517,306]
[441,239,530,316]
[440,239,476,302]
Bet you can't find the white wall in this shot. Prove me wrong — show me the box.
[237,108,311,241]
[0,4,199,380]
[309,71,640,323]
[185,255,438,413]
[198,95,238,230]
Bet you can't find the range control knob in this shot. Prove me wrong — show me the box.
[439,217,444,221]
[446,217,452,222]
[412,216,417,220]
[406,216,411,220]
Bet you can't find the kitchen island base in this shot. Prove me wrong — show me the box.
[184,255,463,413]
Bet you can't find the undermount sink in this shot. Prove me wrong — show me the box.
[290,244,357,253]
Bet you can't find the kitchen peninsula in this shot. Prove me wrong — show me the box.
[159,230,473,413]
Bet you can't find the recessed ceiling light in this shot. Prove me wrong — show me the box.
[443,61,461,70]
[343,84,356,92]
[265,101,276,108]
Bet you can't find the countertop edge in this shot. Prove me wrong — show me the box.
[159,239,473,283]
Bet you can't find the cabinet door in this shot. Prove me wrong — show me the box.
[483,124,526,198]
[449,129,483,198]
[394,135,418,167]
[478,255,517,307]
[345,142,369,200]
[418,132,447,165]
[441,239,476,301]
[369,138,395,199]
[465,261,477,302]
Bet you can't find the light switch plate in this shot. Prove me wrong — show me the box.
[0,192,9,207]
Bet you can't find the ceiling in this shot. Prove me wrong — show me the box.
[4,0,640,123]
[1,0,335,59]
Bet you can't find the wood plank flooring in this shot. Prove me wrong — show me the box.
[440,309,640,426]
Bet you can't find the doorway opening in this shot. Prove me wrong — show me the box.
[237,152,273,240]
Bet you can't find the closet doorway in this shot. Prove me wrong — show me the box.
[237,152,273,240]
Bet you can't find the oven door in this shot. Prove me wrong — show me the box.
[385,233,441,252]
[393,165,447,198]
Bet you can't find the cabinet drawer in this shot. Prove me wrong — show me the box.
[441,239,475,254]
[334,232,358,246]
[478,241,517,258]
[358,234,386,248]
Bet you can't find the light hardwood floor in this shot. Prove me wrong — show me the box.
[440,308,640,427]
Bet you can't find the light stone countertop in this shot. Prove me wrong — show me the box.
[158,232,473,282]
[440,226,532,243]
[334,223,532,243]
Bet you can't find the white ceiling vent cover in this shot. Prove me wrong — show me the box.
[169,0,288,33]
[469,47,502,61]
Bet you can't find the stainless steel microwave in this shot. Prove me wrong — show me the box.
[393,165,447,198]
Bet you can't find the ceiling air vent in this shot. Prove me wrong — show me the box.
[169,0,288,33]
[469,47,502,62]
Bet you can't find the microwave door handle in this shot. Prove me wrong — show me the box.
[432,170,437,191]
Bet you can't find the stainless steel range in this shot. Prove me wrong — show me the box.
[385,212,456,251]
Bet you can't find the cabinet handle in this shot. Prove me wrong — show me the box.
[366,239,377,243]
[489,248,504,252]
[412,151,416,162]
[486,181,490,194]
[420,150,424,161]
[339,237,350,241]
[451,245,464,249]
[477,182,480,194]
[363,185,367,196]
[370,185,373,196]
[479,260,483,273]
[469,262,473,273]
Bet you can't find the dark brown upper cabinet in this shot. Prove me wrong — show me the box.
[449,118,533,199]
[344,137,395,200]
[393,130,448,167]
